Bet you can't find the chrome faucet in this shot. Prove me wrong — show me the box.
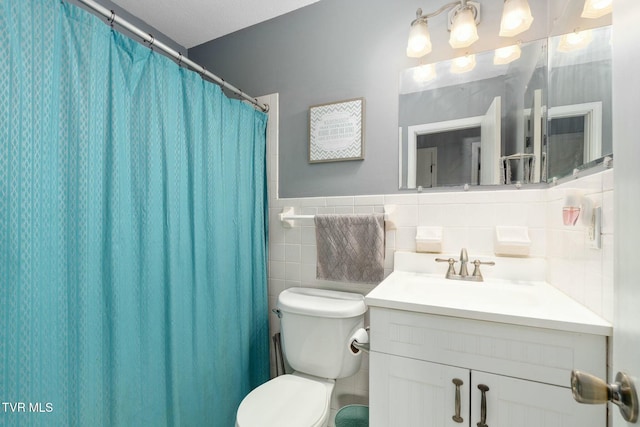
[435,248,495,282]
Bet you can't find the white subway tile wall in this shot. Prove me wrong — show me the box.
[545,169,614,322]
[263,96,613,425]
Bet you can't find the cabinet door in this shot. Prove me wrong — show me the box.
[471,371,606,427]
[370,352,470,427]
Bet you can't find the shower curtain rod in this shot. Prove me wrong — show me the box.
[75,0,269,113]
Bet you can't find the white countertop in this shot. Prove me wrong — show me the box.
[366,270,612,336]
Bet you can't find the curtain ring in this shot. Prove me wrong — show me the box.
[177,53,183,67]
[148,34,155,49]
[108,10,116,27]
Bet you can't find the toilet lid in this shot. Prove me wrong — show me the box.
[236,374,329,427]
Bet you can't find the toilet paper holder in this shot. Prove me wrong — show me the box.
[350,327,370,354]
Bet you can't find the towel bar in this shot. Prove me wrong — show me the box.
[279,205,396,230]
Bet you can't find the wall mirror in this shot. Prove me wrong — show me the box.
[546,25,612,181]
[398,8,612,190]
[398,38,546,189]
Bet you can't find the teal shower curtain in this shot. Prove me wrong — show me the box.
[0,1,269,426]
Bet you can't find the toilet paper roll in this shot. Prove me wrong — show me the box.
[349,328,370,355]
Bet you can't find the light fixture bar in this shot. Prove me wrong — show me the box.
[422,1,463,20]
[407,1,481,58]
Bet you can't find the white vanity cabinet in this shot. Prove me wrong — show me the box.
[368,307,608,427]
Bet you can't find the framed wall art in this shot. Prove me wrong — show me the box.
[308,98,365,163]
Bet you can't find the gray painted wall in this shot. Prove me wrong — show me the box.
[188,0,557,198]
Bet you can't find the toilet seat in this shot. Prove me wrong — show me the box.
[236,374,333,427]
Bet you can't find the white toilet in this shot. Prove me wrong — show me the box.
[236,287,368,427]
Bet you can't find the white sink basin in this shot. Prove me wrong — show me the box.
[390,274,539,309]
[365,253,611,336]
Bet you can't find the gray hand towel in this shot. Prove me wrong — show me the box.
[314,213,385,284]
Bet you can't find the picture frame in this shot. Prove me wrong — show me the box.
[308,97,365,163]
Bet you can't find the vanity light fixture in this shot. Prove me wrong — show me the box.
[450,54,477,73]
[493,44,521,64]
[449,4,480,48]
[413,63,437,82]
[557,29,594,52]
[406,1,481,58]
[581,0,612,19]
[499,0,534,38]
[407,0,537,58]
[406,10,432,57]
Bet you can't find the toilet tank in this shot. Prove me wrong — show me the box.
[277,288,367,379]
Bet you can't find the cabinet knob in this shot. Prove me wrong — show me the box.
[571,370,639,423]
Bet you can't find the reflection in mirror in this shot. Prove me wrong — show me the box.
[523,88,544,182]
[407,113,497,188]
[545,25,612,181]
[397,0,614,191]
[398,39,546,189]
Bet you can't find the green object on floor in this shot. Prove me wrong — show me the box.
[335,404,369,427]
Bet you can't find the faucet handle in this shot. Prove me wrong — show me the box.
[471,260,495,281]
[435,257,457,278]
